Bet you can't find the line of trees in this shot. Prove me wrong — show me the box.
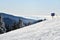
[0,16,32,34]
[0,15,45,34]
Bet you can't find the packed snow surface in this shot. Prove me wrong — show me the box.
[0,16,60,40]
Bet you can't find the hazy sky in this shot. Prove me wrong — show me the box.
[0,0,60,16]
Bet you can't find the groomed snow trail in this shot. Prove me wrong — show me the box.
[0,17,60,40]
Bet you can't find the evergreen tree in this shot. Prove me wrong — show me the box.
[0,15,6,34]
[28,21,32,25]
[17,19,25,28]
[13,21,18,29]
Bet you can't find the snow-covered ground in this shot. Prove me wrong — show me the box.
[0,16,60,40]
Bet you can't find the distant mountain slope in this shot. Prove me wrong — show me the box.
[0,16,60,40]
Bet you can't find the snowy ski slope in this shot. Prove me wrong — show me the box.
[0,16,60,40]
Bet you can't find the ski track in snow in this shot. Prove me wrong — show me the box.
[0,16,60,40]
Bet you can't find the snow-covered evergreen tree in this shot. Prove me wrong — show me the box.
[17,19,25,28]
[0,15,6,34]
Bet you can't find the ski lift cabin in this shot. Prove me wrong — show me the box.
[51,13,55,18]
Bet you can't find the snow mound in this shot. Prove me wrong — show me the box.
[0,16,60,40]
